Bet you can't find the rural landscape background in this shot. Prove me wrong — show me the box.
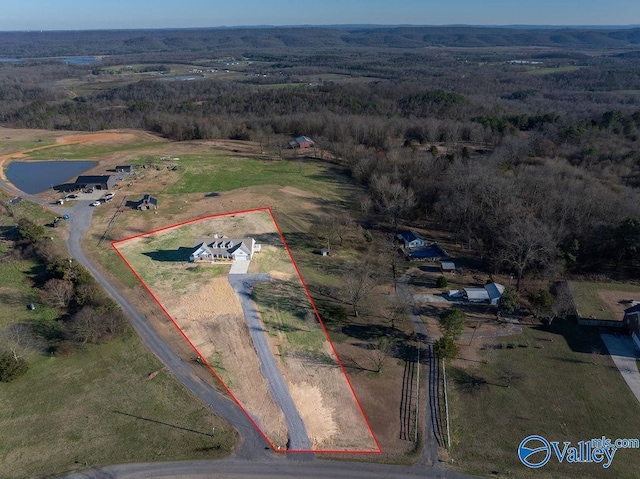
[0,24,639,479]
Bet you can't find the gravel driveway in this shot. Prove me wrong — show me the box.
[228,273,312,450]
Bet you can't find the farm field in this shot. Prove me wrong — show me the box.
[568,281,640,320]
[112,209,379,452]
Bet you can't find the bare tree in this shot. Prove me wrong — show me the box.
[344,264,377,317]
[496,218,557,291]
[0,323,41,361]
[368,337,396,373]
[40,278,74,308]
[369,173,417,227]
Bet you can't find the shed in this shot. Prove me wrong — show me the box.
[136,194,158,210]
[288,136,315,149]
[464,288,490,303]
[463,282,505,305]
[320,247,329,257]
[75,175,116,191]
[485,282,505,306]
[441,261,456,273]
[115,165,133,173]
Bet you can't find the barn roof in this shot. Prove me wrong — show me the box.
[465,288,490,301]
[76,175,113,184]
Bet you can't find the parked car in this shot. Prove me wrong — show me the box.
[65,194,77,199]
[104,192,115,201]
[90,201,101,207]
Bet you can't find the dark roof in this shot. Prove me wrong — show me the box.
[625,303,640,315]
[76,175,113,184]
[408,243,448,259]
[141,194,158,205]
[295,136,314,143]
[401,230,424,243]
[115,165,132,170]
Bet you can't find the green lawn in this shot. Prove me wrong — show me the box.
[24,141,163,160]
[0,335,236,479]
[165,154,346,199]
[568,281,640,320]
[448,319,640,479]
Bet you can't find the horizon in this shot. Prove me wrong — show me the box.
[2,0,640,32]
[1,23,640,34]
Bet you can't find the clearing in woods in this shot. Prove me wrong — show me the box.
[112,208,379,453]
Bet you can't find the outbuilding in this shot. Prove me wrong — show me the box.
[136,194,158,210]
[115,165,133,173]
[288,136,315,149]
[75,175,116,191]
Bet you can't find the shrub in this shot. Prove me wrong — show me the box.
[435,335,458,359]
[499,286,518,313]
[0,351,28,382]
[439,308,466,338]
[436,275,448,288]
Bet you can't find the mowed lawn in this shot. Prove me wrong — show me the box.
[0,335,236,479]
[449,319,640,479]
[568,281,640,320]
[165,154,346,198]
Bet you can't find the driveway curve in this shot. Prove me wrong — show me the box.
[228,273,312,451]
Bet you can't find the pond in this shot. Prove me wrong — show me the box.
[5,160,98,194]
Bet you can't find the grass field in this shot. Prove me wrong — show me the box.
[164,154,345,198]
[449,319,640,479]
[23,141,163,160]
[0,334,236,479]
[568,281,640,320]
[0,222,235,478]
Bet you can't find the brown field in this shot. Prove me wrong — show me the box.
[114,210,378,451]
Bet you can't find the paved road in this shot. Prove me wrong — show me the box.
[228,274,312,451]
[63,457,484,479]
[601,334,640,404]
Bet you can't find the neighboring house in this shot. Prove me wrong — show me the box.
[441,261,456,273]
[189,237,261,263]
[624,303,640,350]
[75,175,116,191]
[136,194,158,210]
[397,230,426,249]
[288,136,315,149]
[464,282,505,305]
[115,165,133,173]
[408,242,449,262]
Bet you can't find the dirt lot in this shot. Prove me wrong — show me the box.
[114,210,377,451]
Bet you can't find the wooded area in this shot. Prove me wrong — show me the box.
[0,25,639,283]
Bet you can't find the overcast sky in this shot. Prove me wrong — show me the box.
[1,0,639,31]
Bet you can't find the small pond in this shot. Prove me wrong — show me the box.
[5,160,98,194]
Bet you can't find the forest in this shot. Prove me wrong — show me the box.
[0,25,639,284]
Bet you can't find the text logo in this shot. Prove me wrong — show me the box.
[518,435,551,468]
[519,434,639,469]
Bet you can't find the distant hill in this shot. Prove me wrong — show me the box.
[1,26,640,58]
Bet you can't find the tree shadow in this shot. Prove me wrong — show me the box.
[142,247,193,262]
[531,318,611,355]
[112,410,214,437]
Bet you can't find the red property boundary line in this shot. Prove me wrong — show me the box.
[111,206,382,454]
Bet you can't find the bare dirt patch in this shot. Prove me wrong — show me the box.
[597,290,640,320]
